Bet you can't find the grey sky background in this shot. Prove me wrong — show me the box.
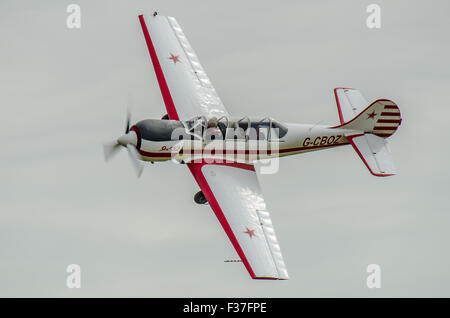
[1,0,449,297]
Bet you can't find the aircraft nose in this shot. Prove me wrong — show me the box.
[117,131,137,147]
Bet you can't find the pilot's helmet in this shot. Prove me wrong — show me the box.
[207,116,218,128]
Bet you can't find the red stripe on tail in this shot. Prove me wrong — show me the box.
[380,112,400,116]
[377,119,402,124]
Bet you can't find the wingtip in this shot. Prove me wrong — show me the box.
[252,275,289,281]
[334,87,355,91]
[139,11,160,18]
[371,172,396,177]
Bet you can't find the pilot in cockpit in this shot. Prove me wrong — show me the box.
[205,116,223,142]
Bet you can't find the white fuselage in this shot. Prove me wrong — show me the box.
[136,123,357,163]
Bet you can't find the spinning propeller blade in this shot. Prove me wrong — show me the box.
[103,106,144,177]
[125,93,133,134]
[126,144,144,177]
[125,109,130,134]
[103,142,121,161]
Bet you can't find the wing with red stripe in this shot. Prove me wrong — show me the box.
[139,14,228,121]
[139,14,288,279]
[188,161,289,280]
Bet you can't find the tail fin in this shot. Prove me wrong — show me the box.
[332,88,402,176]
[333,88,402,137]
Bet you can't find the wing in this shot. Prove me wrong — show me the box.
[139,14,288,279]
[334,87,369,124]
[139,14,229,121]
[188,161,289,280]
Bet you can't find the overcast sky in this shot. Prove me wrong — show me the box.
[1,0,450,297]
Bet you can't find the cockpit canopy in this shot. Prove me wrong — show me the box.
[183,116,288,140]
[135,116,288,142]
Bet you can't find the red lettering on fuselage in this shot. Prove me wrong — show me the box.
[302,135,342,147]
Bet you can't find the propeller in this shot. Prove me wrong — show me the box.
[103,141,121,162]
[126,144,144,176]
[103,109,144,177]
[125,108,130,134]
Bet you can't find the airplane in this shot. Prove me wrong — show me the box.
[104,13,402,280]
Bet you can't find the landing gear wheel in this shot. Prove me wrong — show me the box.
[161,114,169,120]
[194,191,208,205]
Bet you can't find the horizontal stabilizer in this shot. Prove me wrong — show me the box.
[334,88,369,124]
[347,134,396,177]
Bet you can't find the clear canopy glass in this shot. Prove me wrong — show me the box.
[181,116,288,141]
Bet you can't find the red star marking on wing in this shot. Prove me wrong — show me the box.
[244,227,256,239]
[367,110,377,120]
[168,53,180,64]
